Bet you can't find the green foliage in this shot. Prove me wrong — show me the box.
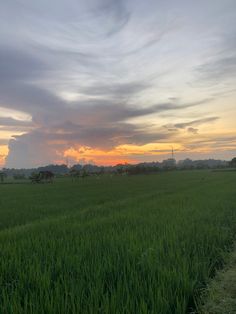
[13,174,26,180]
[0,171,7,183]
[198,247,236,314]
[29,172,42,183]
[80,169,88,178]
[230,157,236,167]
[0,171,235,313]
[29,171,54,183]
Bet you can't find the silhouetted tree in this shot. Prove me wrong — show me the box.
[69,168,80,179]
[81,169,89,178]
[0,171,7,183]
[230,157,236,167]
[39,171,54,182]
[13,174,25,180]
[29,172,41,183]
[30,171,54,183]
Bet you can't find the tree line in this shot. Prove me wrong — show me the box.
[0,157,235,183]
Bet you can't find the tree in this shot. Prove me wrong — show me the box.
[13,174,25,180]
[29,171,54,183]
[230,157,236,167]
[38,171,54,182]
[81,169,89,178]
[69,168,80,179]
[0,171,7,183]
[29,172,41,183]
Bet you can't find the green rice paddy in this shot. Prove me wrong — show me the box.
[0,170,235,313]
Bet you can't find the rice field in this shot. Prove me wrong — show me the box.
[0,170,235,313]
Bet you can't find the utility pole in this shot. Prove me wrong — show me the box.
[171,146,174,159]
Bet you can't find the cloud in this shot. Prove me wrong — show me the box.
[0,42,209,127]
[187,127,198,134]
[197,55,236,84]
[184,133,236,151]
[5,119,175,167]
[194,32,236,88]
[80,81,150,97]
[6,132,61,169]
[1,1,236,167]
[174,117,219,129]
[0,117,33,127]
[0,46,64,117]
[1,63,218,168]
[67,100,205,124]
[1,40,215,168]
[0,139,9,145]
[90,0,131,37]
[0,48,46,83]
[163,116,219,134]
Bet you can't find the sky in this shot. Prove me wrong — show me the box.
[0,0,236,168]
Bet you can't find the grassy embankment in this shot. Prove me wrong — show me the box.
[197,246,236,313]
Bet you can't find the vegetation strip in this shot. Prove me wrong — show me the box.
[196,245,236,314]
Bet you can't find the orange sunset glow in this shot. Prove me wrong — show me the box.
[63,143,184,165]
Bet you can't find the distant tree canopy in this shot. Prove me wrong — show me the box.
[230,157,236,167]
[69,168,80,179]
[38,164,68,175]
[0,171,7,183]
[30,171,54,183]
[69,168,89,179]
[13,174,25,180]
[0,158,231,181]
